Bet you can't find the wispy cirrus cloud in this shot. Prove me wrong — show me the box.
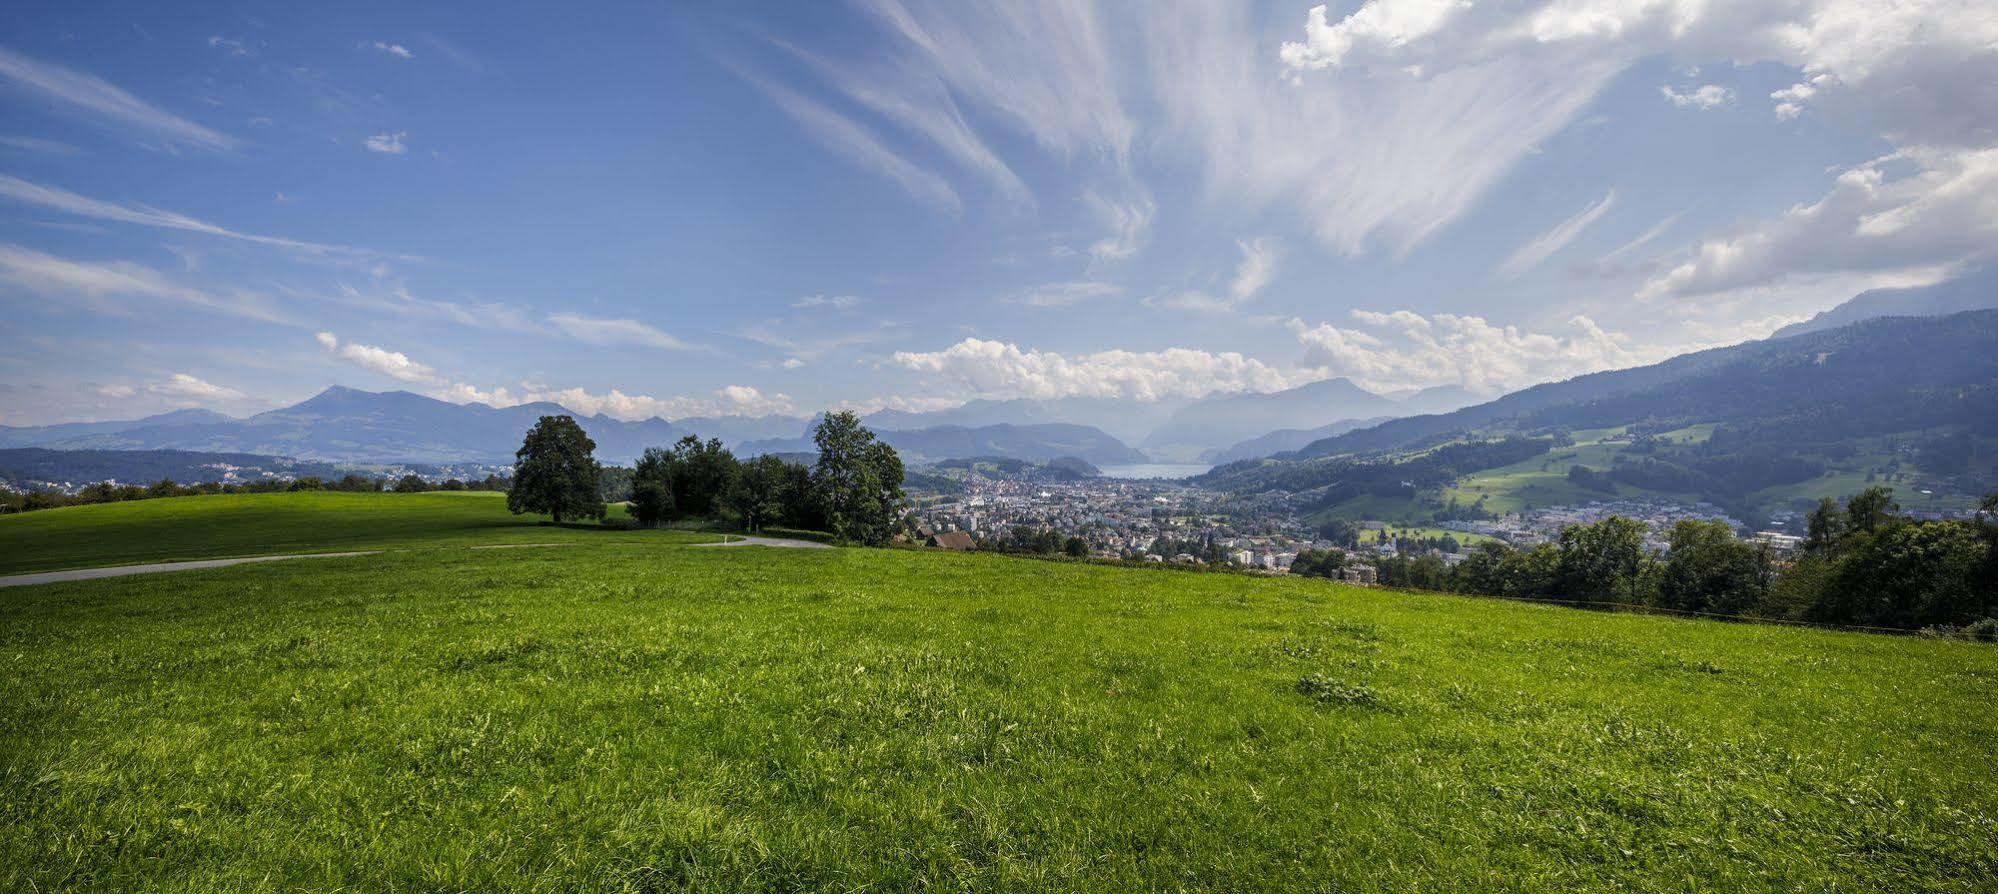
[0,45,237,151]
[1496,190,1617,279]
[0,243,295,326]
[734,66,961,213]
[0,175,408,262]
[547,312,699,351]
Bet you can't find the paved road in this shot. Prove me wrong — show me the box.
[0,551,381,588]
[694,535,833,550]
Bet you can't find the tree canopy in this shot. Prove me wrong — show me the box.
[507,415,605,524]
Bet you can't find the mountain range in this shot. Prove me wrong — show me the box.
[1197,310,1998,515]
[0,387,1151,467]
[1771,266,1998,339]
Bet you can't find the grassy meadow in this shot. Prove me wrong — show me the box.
[0,490,709,575]
[3,494,1996,891]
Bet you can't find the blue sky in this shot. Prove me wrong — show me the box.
[3,0,1994,425]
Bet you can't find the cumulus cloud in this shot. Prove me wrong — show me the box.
[1661,84,1734,109]
[314,332,443,385]
[1496,190,1617,279]
[546,312,697,351]
[458,382,797,420]
[0,45,237,151]
[892,337,1306,402]
[1287,310,1685,395]
[1641,146,1998,299]
[364,132,408,154]
[367,41,414,59]
[310,330,790,420]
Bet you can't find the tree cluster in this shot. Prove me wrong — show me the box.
[509,411,906,544]
[1363,486,1995,632]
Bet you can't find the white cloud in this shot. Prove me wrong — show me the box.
[314,332,443,385]
[0,175,398,261]
[0,134,78,155]
[456,382,797,420]
[1661,84,1734,109]
[1594,212,1682,266]
[96,383,136,399]
[1641,146,1998,299]
[318,282,540,334]
[1143,237,1283,313]
[1228,237,1280,304]
[1005,280,1124,308]
[1279,1,1998,146]
[0,243,294,325]
[0,45,237,151]
[781,357,807,369]
[1288,310,1685,395]
[367,41,414,60]
[740,71,960,213]
[1272,0,1998,274]
[149,373,246,402]
[364,131,408,154]
[792,294,863,310]
[855,0,1134,162]
[892,337,1306,402]
[1497,190,1617,279]
[208,36,253,58]
[771,40,1032,208]
[1082,187,1154,263]
[546,312,696,351]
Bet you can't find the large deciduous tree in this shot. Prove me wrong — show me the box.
[507,415,606,524]
[811,411,904,545]
[726,454,790,532]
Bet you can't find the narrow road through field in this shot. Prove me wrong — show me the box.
[0,551,382,588]
[695,535,833,549]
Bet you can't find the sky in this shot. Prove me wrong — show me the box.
[1,0,1994,425]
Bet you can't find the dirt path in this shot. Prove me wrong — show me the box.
[0,551,382,588]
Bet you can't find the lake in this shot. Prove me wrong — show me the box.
[1096,463,1211,480]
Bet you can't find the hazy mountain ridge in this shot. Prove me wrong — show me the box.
[1771,267,1998,339]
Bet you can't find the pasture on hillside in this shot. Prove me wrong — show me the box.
[0,490,711,576]
[2,494,1994,891]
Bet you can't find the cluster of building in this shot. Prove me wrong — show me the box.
[907,468,1867,577]
[1439,499,1747,554]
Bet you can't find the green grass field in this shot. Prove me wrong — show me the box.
[0,491,714,575]
[3,495,1996,891]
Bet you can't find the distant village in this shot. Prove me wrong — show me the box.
[903,467,1849,579]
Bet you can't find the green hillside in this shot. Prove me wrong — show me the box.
[3,495,1994,891]
[0,491,711,575]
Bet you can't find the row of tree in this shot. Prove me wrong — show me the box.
[1292,486,1995,633]
[507,411,907,545]
[0,471,508,514]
